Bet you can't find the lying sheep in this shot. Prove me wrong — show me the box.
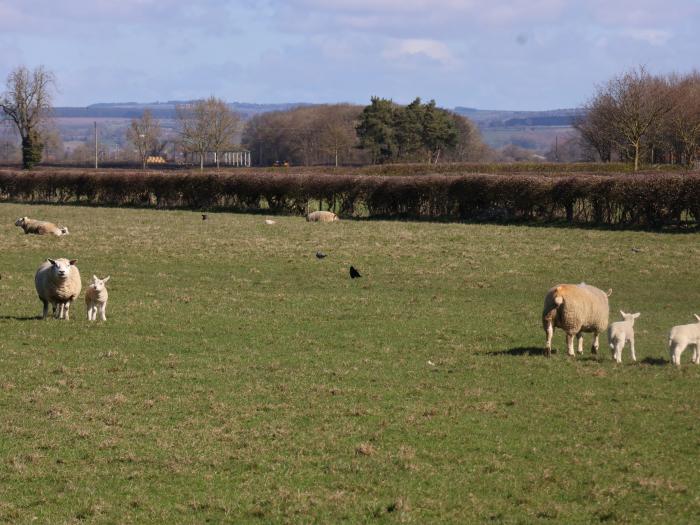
[306,211,339,222]
[85,275,110,321]
[668,314,700,366]
[15,217,69,236]
[543,283,611,357]
[34,258,82,320]
[607,311,640,363]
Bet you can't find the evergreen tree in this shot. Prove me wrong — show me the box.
[356,97,398,163]
[421,100,458,164]
[394,97,425,159]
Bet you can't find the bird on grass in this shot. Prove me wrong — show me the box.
[316,251,327,259]
[349,266,362,279]
[202,213,208,220]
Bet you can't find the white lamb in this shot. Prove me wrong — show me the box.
[85,275,110,321]
[306,211,339,222]
[668,314,700,366]
[34,258,82,320]
[607,311,640,364]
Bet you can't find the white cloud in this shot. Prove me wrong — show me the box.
[621,28,672,46]
[382,39,458,67]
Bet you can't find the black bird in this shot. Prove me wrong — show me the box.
[202,214,208,220]
[349,266,362,279]
[316,251,327,259]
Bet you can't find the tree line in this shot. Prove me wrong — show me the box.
[575,66,700,170]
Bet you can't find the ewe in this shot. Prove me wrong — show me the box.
[85,275,110,321]
[668,315,700,366]
[542,283,611,357]
[607,311,640,363]
[15,217,69,236]
[306,211,339,222]
[35,258,82,320]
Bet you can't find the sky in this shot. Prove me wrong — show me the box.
[1,0,699,110]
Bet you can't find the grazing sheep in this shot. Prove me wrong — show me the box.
[542,283,612,357]
[34,258,82,320]
[15,217,69,236]
[607,311,640,364]
[668,314,700,366]
[85,275,110,321]
[306,211,338,222]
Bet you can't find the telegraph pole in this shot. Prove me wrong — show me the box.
[94,121,98,169]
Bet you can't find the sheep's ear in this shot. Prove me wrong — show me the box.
[69,259,77,265]
[103,276,110,283]
[92,275,98,281]
[48,258,56,266]
[632,313,640,319]
[694,314,700,322]
[619,310,626,317]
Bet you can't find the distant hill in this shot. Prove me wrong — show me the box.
[53,101,314,120]
[453,107,584,127]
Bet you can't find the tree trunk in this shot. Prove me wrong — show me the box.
[634,142,640,172]
[200,153,204,171]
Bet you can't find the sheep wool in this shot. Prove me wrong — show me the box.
[35,258,82,320]
[15,217,69,236]
[542,283,611,357]
[306,211,339,222]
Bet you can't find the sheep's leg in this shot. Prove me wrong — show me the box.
[41,299,48,319]
[591,333,599,355]
[64,302,70,321]
[670,342,685,366]
[576,333,584,354]
[99,303,107,321]
[566,333,575,356]
[53,303,61,319]
[544,321,554,356]
[692,344,699,365]
[630,336,636,362]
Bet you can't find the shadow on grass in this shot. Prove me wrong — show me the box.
[640,357,668,366]
[0,315,42,321]
[488,346,548,357]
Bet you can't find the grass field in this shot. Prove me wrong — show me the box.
[1,202,699,524]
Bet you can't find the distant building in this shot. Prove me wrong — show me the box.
[185,150,251,167]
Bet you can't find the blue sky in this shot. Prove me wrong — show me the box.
[1,0,699,109]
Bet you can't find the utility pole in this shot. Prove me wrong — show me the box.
[94,121,98,169]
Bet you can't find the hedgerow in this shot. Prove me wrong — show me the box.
[0,168,698,229]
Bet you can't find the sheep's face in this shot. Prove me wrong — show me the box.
[15,217,27,227]
[48,258,77,279]
[90,275,110,291]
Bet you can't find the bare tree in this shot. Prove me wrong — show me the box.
[665,72,700,166]
[605,67,673,171]
[176,97,239,170]
[574,93,617,162]
[126,109,163,169]
[0,65,55,169]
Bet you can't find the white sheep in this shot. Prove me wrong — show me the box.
[306,211,339,222]
[15,217,69,236]
[85,275,110,321]
[607,311,640,363]
[668,314,700,366]
[542,283,611,357]
[34,258,82,320]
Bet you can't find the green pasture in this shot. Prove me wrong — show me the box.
[1,203,699,523]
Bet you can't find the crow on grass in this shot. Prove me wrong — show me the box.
[349,266,361,279]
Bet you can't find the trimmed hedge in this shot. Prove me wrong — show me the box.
[1,169,699,229]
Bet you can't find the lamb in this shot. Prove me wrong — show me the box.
[607,311,640,363]
[306,211,339,222]
[34,258,82,320]
[542,283,612,357]
[85,275,110,321]
[15,217,69,236]
[668,314,700,366]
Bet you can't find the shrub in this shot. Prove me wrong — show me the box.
[0,168,698,229]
